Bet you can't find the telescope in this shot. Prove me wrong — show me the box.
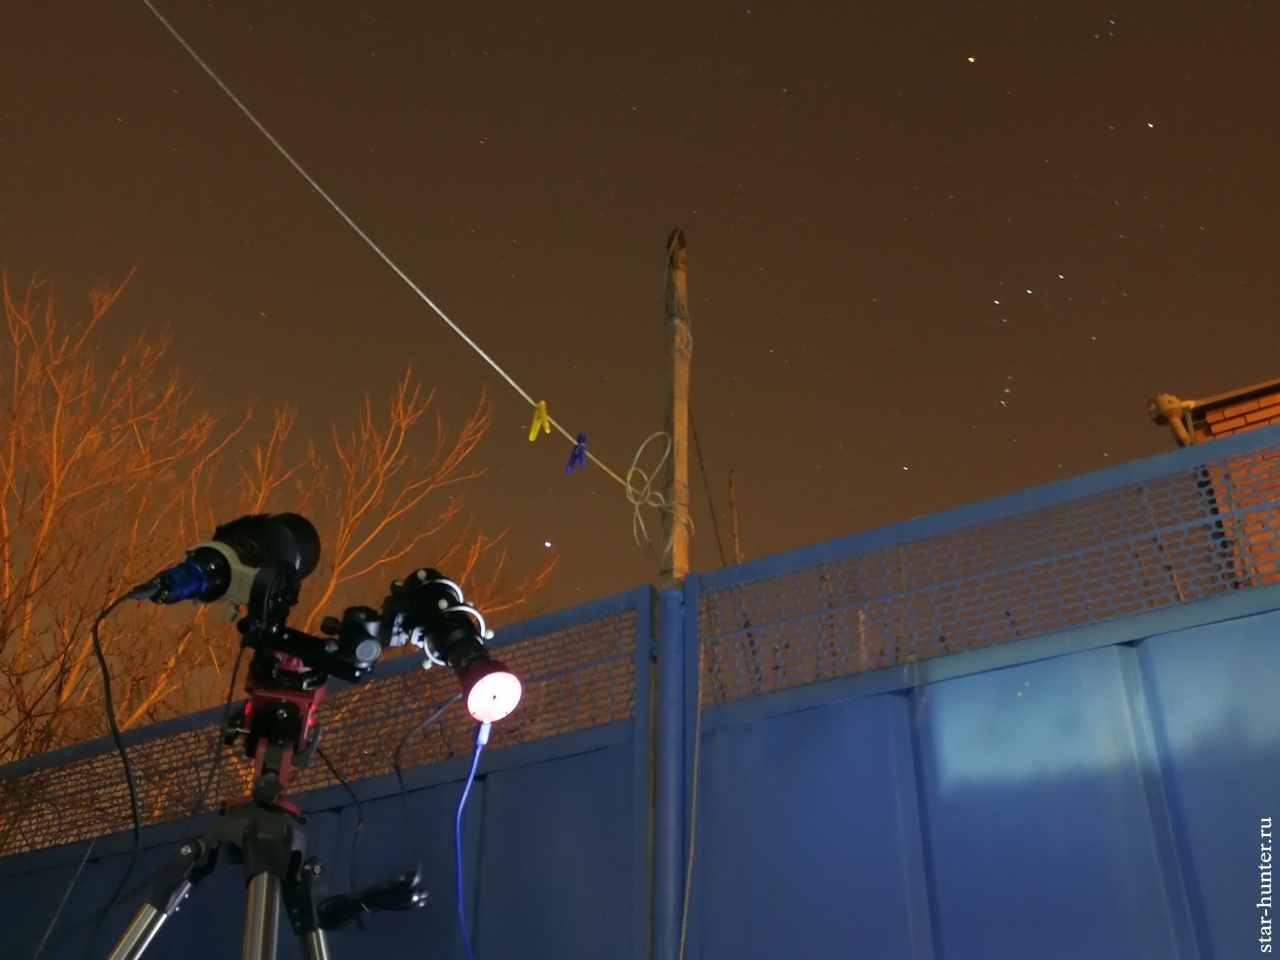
[132,513,521,717]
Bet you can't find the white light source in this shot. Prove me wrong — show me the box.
[461,659,523,722]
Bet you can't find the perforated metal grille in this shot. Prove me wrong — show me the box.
[1204,448,1280,584]
[0,610,637,857]
[0,724,242,856]
[698,448,1280,707]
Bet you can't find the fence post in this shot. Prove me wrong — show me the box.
[653,587,686,960]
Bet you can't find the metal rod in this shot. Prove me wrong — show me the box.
[242,873,281,960]
[653,588,686,960]
[104,904,167,960]
[300,929,331,960]
[729,469,743,565]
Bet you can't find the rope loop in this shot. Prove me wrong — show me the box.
[626,432,694,552]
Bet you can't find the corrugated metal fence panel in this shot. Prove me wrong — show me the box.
[916,644,1194,960]
[687,603,1280,960]
[1139,610,1280,960]
[473,743,642,960]
[690,692,934,960]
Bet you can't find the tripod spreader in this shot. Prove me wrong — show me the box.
[106,801,330,960]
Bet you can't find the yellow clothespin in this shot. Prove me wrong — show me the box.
[528,401,551,441]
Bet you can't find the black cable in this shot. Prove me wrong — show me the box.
[316,746,365,899]
[311,696,461,933]
[29,865,159,959]
[29,838,95,960]
[188,643,246,816]
[690,409,730,568]
[59,614,243,960]
[77,593,143,960]
[392,695,462,872]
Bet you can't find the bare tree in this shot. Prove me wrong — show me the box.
[0,273,551,765]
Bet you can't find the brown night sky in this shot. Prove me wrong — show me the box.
[2,1,1277,614]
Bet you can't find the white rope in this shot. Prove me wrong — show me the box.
[625,433,694,552]
[143,0,628,491]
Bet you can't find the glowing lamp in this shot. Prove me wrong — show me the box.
[461,658,522,723]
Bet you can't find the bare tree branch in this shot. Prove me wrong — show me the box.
[0,275,551,766]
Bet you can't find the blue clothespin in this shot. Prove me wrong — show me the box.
[566,433,588,473]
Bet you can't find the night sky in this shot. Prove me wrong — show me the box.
[2,1,1277,614]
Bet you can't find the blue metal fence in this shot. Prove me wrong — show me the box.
[4,423,1280,959]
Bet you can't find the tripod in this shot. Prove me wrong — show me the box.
[105,567,421,960]
[106,719,332,960]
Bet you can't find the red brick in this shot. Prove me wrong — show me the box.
[1214,415,1249,433]
[1206,408,1227,423]
[1246,402,1280,424]
[1221,398,1263,419]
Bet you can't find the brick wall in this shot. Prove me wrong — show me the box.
[1193,383,1280,442]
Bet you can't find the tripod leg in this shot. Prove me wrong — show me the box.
[299,928,331,960]
[105,904,163,960]
[242,873,281,960]
[103,881,192,960]
[105,840,203,960]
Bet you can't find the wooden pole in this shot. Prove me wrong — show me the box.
[729,469,743,565]
[661,229,692,588]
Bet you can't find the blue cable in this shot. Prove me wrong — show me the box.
[455,722,490,960]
